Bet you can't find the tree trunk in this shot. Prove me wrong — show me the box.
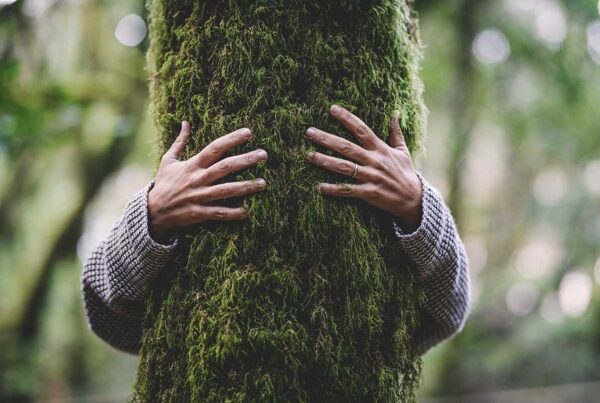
[135,1,427,401]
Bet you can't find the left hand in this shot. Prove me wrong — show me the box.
[304,104,423,233]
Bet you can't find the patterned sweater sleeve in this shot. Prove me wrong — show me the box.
[81,180,178,354]
[392,173,471,355]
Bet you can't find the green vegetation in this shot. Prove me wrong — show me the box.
[134,1,427,401]
[2,0,600,401]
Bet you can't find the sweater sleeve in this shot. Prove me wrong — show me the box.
[81,179,178,354]
[392,173,471,355]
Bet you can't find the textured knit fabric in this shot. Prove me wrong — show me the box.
[81,174,470,356]
[81,180,178,354]
[392,172,471,355]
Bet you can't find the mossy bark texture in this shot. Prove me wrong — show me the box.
[135,1,427,401]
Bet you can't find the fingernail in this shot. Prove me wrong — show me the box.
[306,150,315,159]
[393,110,400,119]
[242,128,252,139]
[257,149,268,159]
[182,121,190,131]
[305,127,316,138]
[330,105,341,114]
[257,178,266,187]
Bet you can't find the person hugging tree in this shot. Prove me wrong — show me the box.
[81,1,470,401]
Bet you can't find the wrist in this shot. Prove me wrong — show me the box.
[392,201,422,234]
[148,188,174,244]
[392,175,423,233]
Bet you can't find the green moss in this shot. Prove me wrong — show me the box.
[134,0,427,401]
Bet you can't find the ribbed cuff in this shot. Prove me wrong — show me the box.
[126,179,178,247]
[117,179,179,299]
[392,172,449,280]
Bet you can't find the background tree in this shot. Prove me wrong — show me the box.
[133,0,427,401]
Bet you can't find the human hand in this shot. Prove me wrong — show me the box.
[148,121,268,243]
[304,105,423,233]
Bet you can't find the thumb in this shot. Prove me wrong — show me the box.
[164,121,191,161]
[390,111,406,149]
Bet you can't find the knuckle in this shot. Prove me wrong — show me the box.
[356,124,370,137]
[210,142,223,154]
[214,208,227,219]
[218,161,231,172]
[339,161,353,174]
[338,183,353,194]
[341,141,353,154]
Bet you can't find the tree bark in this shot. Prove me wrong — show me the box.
[135,1,428,401]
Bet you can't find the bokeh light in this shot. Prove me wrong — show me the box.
[533,0,567,48]
[506,282,539,316]
[583,160,600,196]
[513,229,564,280]
[532,166,568,206]
[558,270,593,318]
[23,0,56,19]
[587,21,600,65]
[505,0,539,13]
[115,14,147,47]
[472,29,511,65]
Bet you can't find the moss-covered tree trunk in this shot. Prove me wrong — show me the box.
[135,1,427,401]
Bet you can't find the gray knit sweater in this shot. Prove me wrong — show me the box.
[81,173,470,356]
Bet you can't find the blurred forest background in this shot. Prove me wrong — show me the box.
[0,0,599,401]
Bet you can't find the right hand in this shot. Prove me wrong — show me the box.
[148,121,268,244]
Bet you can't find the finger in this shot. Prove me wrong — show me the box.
[390,111,406,149]
[306,151,379,182]
[317,182,372,199]
[194,206,249,221]
[329,105,385,150]
[194,179,267,203]
[163,121,191,161]
[202,149,268,184]
[188,127,252,168]
[305,127,374,165]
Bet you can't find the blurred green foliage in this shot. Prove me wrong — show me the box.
[0,0,599,401]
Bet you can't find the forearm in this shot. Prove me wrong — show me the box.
[82,279,144,354]
[393,173,471,355]
[81,180,178,353]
